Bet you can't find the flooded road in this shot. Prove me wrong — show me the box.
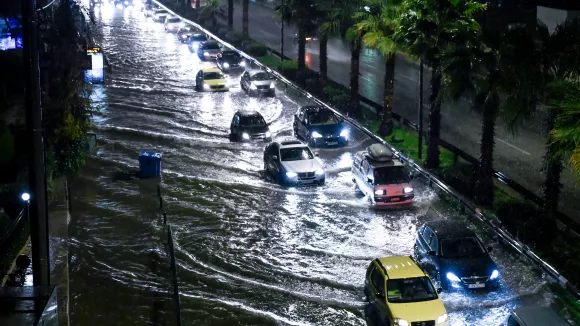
[68,3,558,325]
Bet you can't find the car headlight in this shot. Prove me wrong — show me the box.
[250,83,257,90]
[490,270,499,280]
[124,1,128,4]
[242,132,250,140]
[403,187,413,194]
[437,313,449,324]
[286,172,297,178]
[202,84,210,91]
[311,131,322,138]
[340,129,349,138]
[394,318,408,326]
[270,83,275,89]
[265,131,271,138]
[374,189,385,196]
[240,61,246,67]
[223,62,230,68]
[315,169,324,175]
[446,272,461,282]
[203,51,209,56]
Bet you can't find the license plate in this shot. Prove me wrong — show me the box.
[391,197,400,202]
[468,283,485,288]
[327,142,338,145]
[301,180,314,183]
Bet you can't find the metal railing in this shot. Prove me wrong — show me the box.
[156,185,182,326]
[0,208,27,268]
[152,0,580,300]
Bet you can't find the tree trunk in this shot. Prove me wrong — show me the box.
[426,62,442,169]
[242,0,249,37]
[473,91,499,206]
[541,110,563,226]
[297,26,306,70]
[379,53,395,137]
[319,34,328,79]
[227,0,233,29]
[196,0,201,11]
[348,37,362,119]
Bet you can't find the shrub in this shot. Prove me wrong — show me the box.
[277,60,298,80]
[255,56,279,69]
[225,30,244,47]
[242,40,268,57]
[323,86,348,112]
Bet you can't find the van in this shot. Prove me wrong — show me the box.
[352,144,414,206]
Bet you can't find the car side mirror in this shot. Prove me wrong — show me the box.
[428,250,436,256]
[436,288,442,294]
[367,178,373,185]
[314,152,319,157]
[487,246,493,252]
[272,155,278,160]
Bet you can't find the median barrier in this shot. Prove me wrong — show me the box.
[151,0,580,300]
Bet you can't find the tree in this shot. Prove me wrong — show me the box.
[441,25,538,206]
[394,0,486,169]
[355,0,402,136]
[199,0,224,29]
[242,0,248,37]
[227,0,234,29]
[321,0,367,119]
[277,0,319,70]
[550,81,580,179]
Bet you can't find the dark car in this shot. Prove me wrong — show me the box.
[177,26,196,43]
[217,50,246,72]
[414,220,500,291]
[293,106,348,147]
[230,110,272,142]
[196,41,221,60]
[187,33,208,52]
[503,306,570,326]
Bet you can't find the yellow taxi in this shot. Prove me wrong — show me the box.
[195,68,228,92]
[364,256,449,326]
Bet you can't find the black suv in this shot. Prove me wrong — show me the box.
[293,106,348,147]
[414,220,500,291]
[230,111,271,142]
[177,26,196,43]
[217,50,246,72]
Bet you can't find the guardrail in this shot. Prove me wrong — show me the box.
[0,208,27,268]
[156,185,183,326]
[152,0,580,300]
[38,0,58,11]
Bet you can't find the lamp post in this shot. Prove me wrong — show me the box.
[21,193,31,220]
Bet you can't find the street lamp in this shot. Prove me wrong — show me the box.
[21,192,30,220]
[21,193,30,202]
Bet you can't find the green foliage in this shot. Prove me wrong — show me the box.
[242,40,268,57]
[256,56,279,69]
[278,59,298,71]
[355,0,402,57]
[224,30,244,47]
[323,85,349,111]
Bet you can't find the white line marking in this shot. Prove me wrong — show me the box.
[497,138,531,155]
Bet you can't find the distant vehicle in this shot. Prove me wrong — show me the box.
[152,9,169,22]
[263,140,325,186]
[414,220,500,291]
[143,4,155,16]
[217,50,246,72]
[364,256,448,326]
[503,306,570,326]
[240,69,276,97]
[187,33,208,51]
[177,26,196,43]
[164,17,182,33]
[293,106,348,147]
[352,143,414,205]
[194,68,228,92]
[196,41,221,61]
[230,110,272,142]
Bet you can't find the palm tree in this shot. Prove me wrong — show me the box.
[550,81,580,178]
[394,0,486,169]
[242,0,249,37]
[277,0,320,70]
[199,0,225,29]
[355,0,402,137]
[321,0,368,119]
[227,0,234,29]
[441,25,538,206]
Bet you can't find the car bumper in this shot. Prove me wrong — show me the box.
[221,65,244,71]
[284,174,325,186]
[310,136,348,147]
[374,194,414,206]
[448,278,500,290]
[165,26,180,32]
[201,53,219,60]
[207,86,229,92]
[249,87,275,95]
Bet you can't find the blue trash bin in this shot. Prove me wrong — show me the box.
[138,150,162,178]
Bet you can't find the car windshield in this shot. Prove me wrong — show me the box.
[190,35,205,42]
[155,10,168,14]
[441,237,486,258]
[280,147,314,161]
[308,111,338,125]
[167,18,180,23]
[223,52,240,59]
[240,116,266,127]
[182,27,195,32]
[373,166,409,184]
[251,72,271,81]
[204,72,224,80]
[386,277,438,303]
[204,43,220,50]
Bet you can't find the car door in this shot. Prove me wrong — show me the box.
[240,72,249,90]
[195,70,203,87]
[266,144,280,175]
[368,263,389,324]
[293,109,303,136]
[300,113,310,138]
[231,113,239,135]
[216,52,222,67]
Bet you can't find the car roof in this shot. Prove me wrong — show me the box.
[377,256,426,279]
[512,307,570,326]
[221,50,239,55]
[278,140,306,148]
[236,110,262,117]
[202,40,219,45]
[201,68,222,74]
[423,220,477,239]
[356,150,404,167]
[301,105,332,114]
[248,69,269,76]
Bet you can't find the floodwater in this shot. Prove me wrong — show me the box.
[68,2,558,325]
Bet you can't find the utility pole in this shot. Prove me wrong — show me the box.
[417,57,424,160]
[22,0,51,288]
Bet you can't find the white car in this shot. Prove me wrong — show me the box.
[152,9,169,22]
[263,140,325,186]
[164,17,182,33]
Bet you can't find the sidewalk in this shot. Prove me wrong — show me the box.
[219,0,580,223]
